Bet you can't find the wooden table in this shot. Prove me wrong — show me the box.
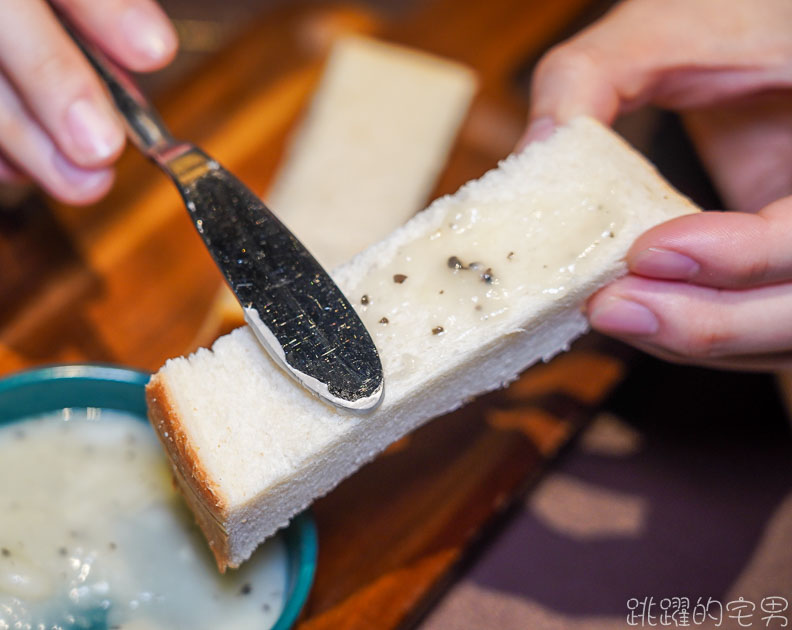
[0,1,625,627]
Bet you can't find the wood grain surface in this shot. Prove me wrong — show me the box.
[0,1,624,628]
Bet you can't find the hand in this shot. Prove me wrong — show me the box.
[0,0,177,204]
[525,0,792,370]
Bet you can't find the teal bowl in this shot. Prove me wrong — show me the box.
[0,364,317,630]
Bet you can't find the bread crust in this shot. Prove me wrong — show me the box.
[146,375,234,572]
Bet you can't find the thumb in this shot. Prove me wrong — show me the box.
[516,47,618,150]
[529,46,620,127]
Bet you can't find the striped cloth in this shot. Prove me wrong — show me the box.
[421,359,792,629]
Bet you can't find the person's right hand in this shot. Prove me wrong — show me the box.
[0,0,177,204]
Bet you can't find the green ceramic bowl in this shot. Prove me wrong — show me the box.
[0,364,317,630]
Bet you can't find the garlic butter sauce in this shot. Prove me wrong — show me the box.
[356,196,621,347]
[0,409,287,630]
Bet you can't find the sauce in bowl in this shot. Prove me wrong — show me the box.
[0,408,288,630]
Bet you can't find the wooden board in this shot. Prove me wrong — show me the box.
[0,1,620,628]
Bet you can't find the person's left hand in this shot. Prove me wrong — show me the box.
[591,190,792,371]
[588,95,792,371]
[523,0,792,370]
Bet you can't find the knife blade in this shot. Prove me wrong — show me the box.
[62,17,384,412]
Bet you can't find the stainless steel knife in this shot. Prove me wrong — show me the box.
[63,21,384,412]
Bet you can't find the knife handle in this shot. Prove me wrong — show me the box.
[59,15,179,158]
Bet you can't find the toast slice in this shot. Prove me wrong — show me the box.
[269,35,477,269]
[147,117,699,571]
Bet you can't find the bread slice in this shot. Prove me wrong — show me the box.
[268,35,477,269]
[147,117,699,571]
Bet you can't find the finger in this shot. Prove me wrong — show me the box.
[0,71,113,205]
[626,196,792,289]
[0,0,125,167]
[683,91,792,213]
[587,275,792,360]
[516,116,556,151]
[528,0,792,127]
[529,42,620,127]
[51,0,178,72]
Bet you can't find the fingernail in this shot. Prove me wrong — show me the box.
[631,248,700,279]
[589,297,659,336]
[65,99,123,161]
[52,151,111,191]
[122,6,176,61]
[517,116,555,150]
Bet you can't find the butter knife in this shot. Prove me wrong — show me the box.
[64,22,384,412]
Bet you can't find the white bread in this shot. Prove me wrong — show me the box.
[268,35,477,269]
[147,117,699,571]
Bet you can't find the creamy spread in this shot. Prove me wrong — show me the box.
[355,197,621,347]
[0,409,287,630]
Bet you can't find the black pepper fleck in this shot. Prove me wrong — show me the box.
[447,256,465,270]
[262,603,271,613]
[480,268,494,283]
[507,251,515,260]
[1,548,9,557]
[240,583,252,596]
[608,231,615,238]
[379,317,389,325]
[360,294,370,306]
[439,290,444,295]
[432,326,445,335]
[58,547,68,556]
[109,542,117,551]
[475,305,483,311]
[393,274,407,284]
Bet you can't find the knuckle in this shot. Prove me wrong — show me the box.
[679,311,735,359]
[28,53,71,86]
[0,111,26,151]
[0,107,15,136]
[735,256,771,287]
[27,53,89,103]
